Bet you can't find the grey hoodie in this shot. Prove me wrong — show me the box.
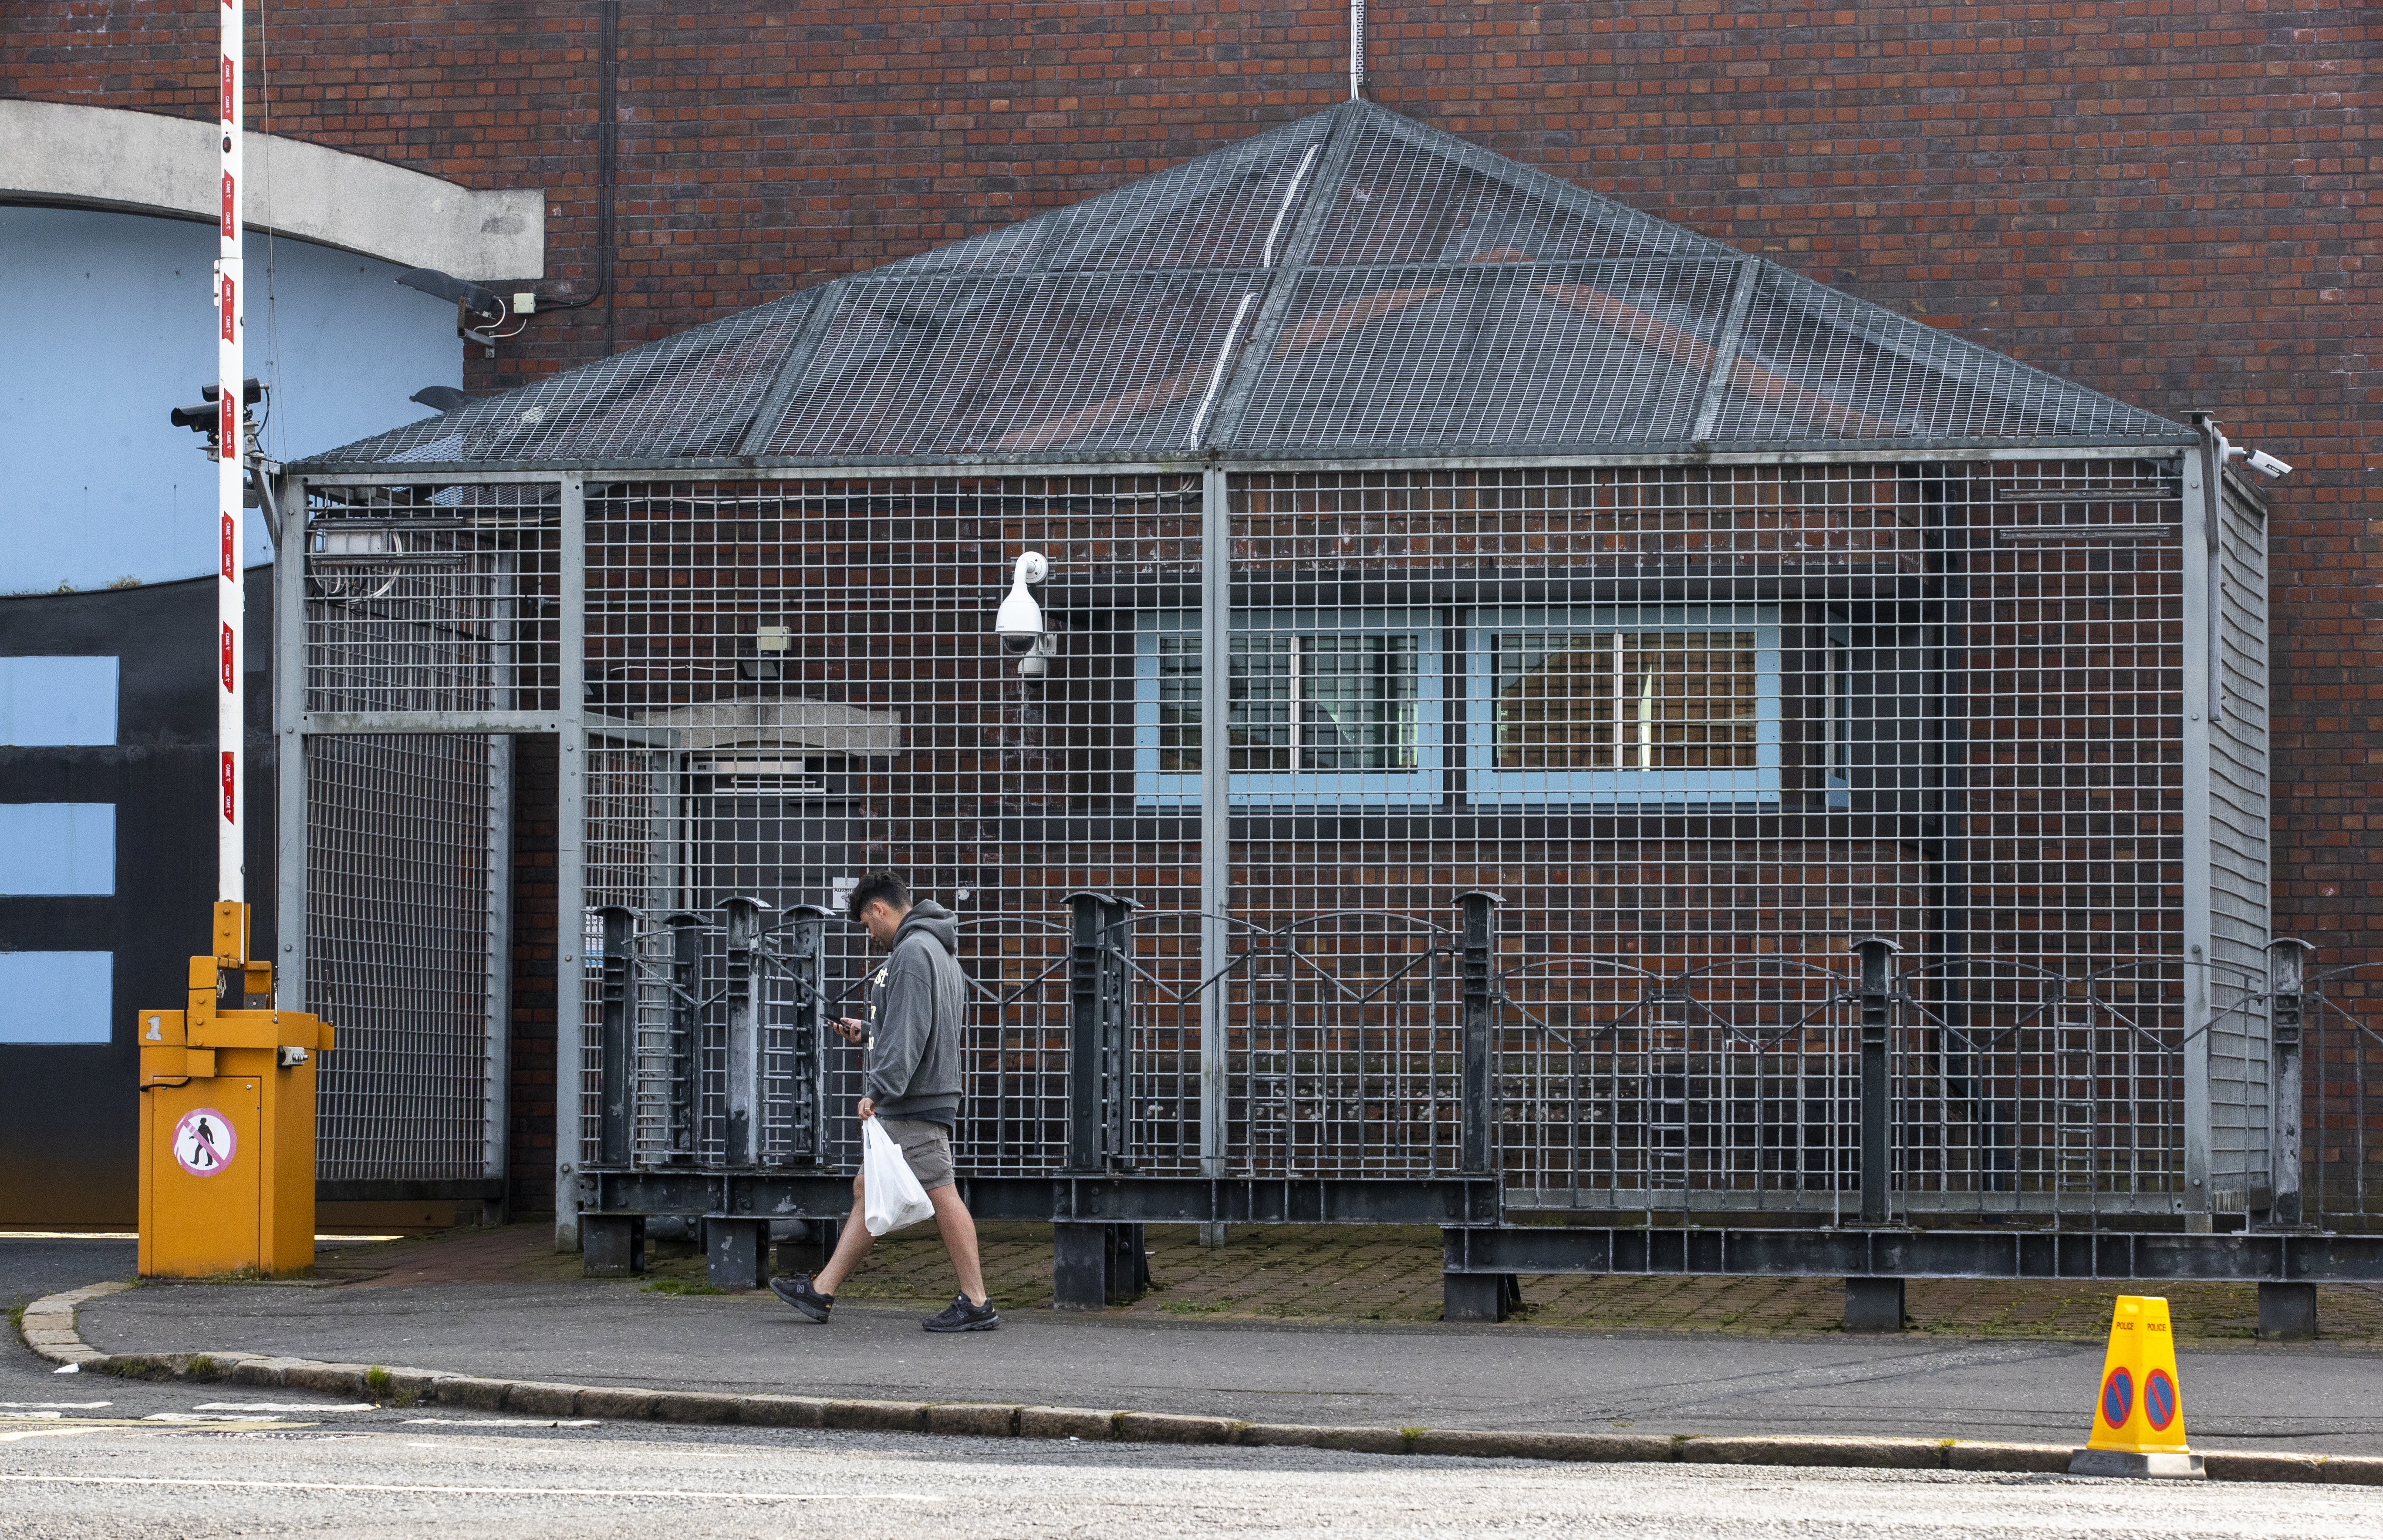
[861,900,968,1125]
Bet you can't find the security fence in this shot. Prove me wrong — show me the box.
[273,449,2346,1237]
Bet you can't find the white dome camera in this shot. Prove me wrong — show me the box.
[996,551,1058,675]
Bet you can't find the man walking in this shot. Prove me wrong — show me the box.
[770,871,998,1332]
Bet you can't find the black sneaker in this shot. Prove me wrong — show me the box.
[770,1274,833,1323]
[922,1294,999,1333]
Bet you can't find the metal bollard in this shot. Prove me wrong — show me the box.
[1852,937,1901,1225]
[1458,892,1502,1176]
[722,896,770,1167]
[783,904,833,1164]
[2266,938,2315,1229]
[596,906,637,1169]
[664,912,702,1163]
[1064,891,1137,1173]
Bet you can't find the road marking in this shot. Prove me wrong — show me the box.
[193,1402,376,1414]
[0,1402,110,1410]
[401,1418,601,1428]
[0,1429,110,1444]
[141,1414,297,1424]
[0,1475,939,1502]
[0,1412,64,1420]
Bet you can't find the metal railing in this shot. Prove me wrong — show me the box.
[578,895,2377,1232]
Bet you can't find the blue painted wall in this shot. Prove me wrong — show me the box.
[0,205,461,593]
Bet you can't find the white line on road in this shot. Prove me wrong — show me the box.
[0,1402,110,1409]
[193,1402,376,1413]
[0,1474,941,1502]
[0,1429,108,1444]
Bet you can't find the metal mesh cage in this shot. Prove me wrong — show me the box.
[295,100,2193,473]
[320,294,814,467]
[1224,258,1741,454]
[1713,268,2186,446]
[760,274,1266,460]
[871,112,1335,276]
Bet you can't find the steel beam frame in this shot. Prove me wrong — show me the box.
[290,444,2194,486]
[1441,1224,2383,1283]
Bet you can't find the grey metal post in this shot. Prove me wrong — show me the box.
[272,472,308,1014]
[1199,463,1231,1178]
[483,735,515,1198]
[554,473,587,1250]
[786,904,833,1163]
[1065,891,1136,1173]
[2180,427,2219,1225]
[665,911,701,1161]
[595,906,636,1168]
[1458,892,1501,1175]
[1853,937,1901,1225]
[722,896,769,1167]
[2267,938,2315,1228]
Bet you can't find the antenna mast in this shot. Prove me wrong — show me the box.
[1350,0,1364,100]
[216,0,245,905]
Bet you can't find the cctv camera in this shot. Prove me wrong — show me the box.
[2243,448,2292,480]
[996,552,1049,651]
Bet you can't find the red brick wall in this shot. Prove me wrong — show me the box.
[7,3,2365,949]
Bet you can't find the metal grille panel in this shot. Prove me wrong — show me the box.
[309,732,506,1182]
[319,295,813,467]
[551,462,2258,1218]
[1223,259,1738,454]
[303,485,563,717]
[759,275,1264,460]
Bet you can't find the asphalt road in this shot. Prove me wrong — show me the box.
[9,1238,2383,1536]
[5,1411,2383,1540]
[72,1274,2383,1454]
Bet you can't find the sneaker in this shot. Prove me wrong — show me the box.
[921,1294,1000,1333]
[770,1273,833,1323]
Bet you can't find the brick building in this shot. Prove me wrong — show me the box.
[4,1,2367,1221]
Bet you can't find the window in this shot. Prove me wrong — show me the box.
[1465,607,1780,805]
[1137,611,1442,806]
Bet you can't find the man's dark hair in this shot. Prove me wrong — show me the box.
[845,870,909,923]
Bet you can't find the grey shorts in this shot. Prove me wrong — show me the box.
[874,1116,955,1191]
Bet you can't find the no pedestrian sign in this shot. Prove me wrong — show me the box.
[172,1109,236,1176]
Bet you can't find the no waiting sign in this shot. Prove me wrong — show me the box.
[172,1109,236,1176]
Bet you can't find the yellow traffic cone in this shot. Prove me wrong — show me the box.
[2069,1295,2206,1479]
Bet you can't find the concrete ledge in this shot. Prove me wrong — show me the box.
[1244,1423,1413,1456]
[1683,1436,1943,1471]
[1118,1412,1241,1445]
[1944,1441,2072,1474]
[21,1280,2373,1483]
[574,1387,659,1421]
[827,1398,927,1435]
[430,1376,513,1412]
[927,1403,1021,1438]
[0,99,545,278]
[1020,1405,1121,1441]
[504,1382,585,1418]
[739,1395,829,1429]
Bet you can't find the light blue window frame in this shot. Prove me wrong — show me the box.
[1465,605,1782,807]
[1135,609,1445,808]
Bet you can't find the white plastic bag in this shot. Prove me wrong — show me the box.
[862,1116,935,1236]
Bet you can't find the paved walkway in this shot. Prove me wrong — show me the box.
[309,1220,2383,1345]
[50,1223,2383,1456]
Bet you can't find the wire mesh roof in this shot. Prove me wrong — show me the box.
[303,99,2194,473]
